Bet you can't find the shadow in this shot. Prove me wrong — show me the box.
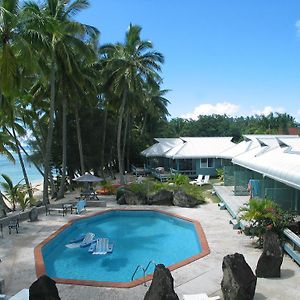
[279,268,295,279]
[101,257,129,272]
[254,292,268,300]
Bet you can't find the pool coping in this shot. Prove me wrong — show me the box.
[34,208,210,288]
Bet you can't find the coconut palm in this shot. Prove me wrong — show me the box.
[100,24,164,183]
[23,0,99,203]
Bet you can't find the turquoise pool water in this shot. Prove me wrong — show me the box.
[42,210,202,283]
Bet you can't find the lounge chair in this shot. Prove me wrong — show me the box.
[80,232,95,247]
[93,238,109,255]
[197,175,210,186]
[69,233,85,244]
[45,204,67,216]
[74,199,86,214]
[88,240,97,253]
[183,293,220,300]
[189,175,203,185]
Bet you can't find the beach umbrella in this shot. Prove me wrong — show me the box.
[73,173,103,183]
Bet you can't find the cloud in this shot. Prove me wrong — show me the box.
[296,20,300,35]
[181,102,240,119]
[251,106,285,116]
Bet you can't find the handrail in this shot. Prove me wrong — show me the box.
[144,260,156,274]
[131,265,146,285]
[131,260,157,286]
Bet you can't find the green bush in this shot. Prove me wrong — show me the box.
[169,173,189,185]
[216,168,224,181]
[239,198,295,247]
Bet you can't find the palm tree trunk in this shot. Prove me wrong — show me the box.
[5,128,44,177]
[117,89,127,184]
[75,105,85,174]
[57,96,67,199]
[122,110,129,171]
[11,126,34,200]
[100,107,108,177]
[43,50,56,204]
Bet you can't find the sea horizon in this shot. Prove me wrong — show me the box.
[0,153,43,186]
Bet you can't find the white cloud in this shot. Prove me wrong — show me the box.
[251,106,284,116]
[295,20,300,35]
[181,102,240,120]
[297,109,300,115]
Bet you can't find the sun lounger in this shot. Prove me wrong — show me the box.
[88,240,97,253]
[93,238,110,255]
[45,204,67,217]
[189,175,203,185]
[80,232,95,248]
[69,233,85,244]
[197,175,210,186]
[74,199,86,214]
[183,293,220,300]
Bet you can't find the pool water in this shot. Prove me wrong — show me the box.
[42,210,203,283]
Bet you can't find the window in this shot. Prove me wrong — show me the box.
[200,158,214,168]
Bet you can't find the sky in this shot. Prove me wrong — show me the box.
[77,0,300,120]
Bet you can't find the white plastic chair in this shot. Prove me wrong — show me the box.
[189,175,203,185]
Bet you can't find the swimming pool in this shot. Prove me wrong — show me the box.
[35,209,210,287]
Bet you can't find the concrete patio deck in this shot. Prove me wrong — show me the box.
[0,192,299,300]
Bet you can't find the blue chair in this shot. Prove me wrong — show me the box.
[74,199,86,214]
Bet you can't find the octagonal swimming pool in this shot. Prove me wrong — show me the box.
[35,209,209,287]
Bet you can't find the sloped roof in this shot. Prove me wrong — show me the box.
[141,138,183,157]
[232,136,300,189]
[169,137,234,159]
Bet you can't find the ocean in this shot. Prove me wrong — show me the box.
[0,153,43,186]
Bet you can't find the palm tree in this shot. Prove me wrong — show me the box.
[23,0,99,203]
[100,24,164,183]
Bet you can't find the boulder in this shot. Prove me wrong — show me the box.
[173,190,199,207]
[123,190,147,205]
[117,194,126,205]
[29,207,38,222]
[221,253,256,300]
[255,231,283,278]
[29,275,60,300]
[148,189,174,206]
[144,264,179,300]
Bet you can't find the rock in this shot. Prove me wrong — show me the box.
[148,189,174,206]
[29,207,38,222]
[117,194,126,205]
[144,264,179,300]
[123,190,147,205]
[173,190,199,207]
[29,275,61,300]
[256,231,283,278]
[221,253,257,300]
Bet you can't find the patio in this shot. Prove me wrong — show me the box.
[0,191,299,299]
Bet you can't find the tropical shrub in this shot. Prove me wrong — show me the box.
[169,173,189,185]
[0,174,24,211]
[239,198,295,247]
[216,168,224,181]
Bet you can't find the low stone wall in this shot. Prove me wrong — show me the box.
[0,206,47,226]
